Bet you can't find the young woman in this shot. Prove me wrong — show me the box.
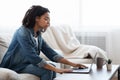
[0,5,87,80]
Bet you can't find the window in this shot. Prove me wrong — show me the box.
[80,0,120,31]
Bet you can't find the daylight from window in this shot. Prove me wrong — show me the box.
[0,0,120,32]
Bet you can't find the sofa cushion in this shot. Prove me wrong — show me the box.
[0,68,19,80]
[19,74,40,80]
[0,68,40,80]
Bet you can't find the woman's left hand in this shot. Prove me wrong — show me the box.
[73,63,88,69]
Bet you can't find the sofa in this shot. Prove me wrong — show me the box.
[0,25,107,80]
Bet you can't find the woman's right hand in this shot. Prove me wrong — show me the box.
[55,68,73,74]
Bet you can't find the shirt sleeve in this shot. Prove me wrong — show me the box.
[17,29,47,67]
[41,38,64,62]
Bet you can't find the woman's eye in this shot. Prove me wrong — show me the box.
[44,17,49,21]
[45,18,48,20]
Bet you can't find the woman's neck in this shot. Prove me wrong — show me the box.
[34,26,39,33]
[34,25,43,32]
[33,25,42,37]
[33,25,39,37]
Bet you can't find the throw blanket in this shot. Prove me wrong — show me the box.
[42,25,108,60]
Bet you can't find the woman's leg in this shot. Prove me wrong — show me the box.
[20,64,56,80]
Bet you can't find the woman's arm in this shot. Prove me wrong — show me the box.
[43,57,87,74]
[58,57,87,68]
[40,37,87,69]
[43,63,72,74]
[41,38,64,62]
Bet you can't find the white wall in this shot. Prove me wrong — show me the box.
[80,0,120,31]
[107,30,120,64]
[0,0,80,32]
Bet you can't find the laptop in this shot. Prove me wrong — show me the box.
[67,53,97,74]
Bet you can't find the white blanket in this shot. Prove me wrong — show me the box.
[42,25,108,60]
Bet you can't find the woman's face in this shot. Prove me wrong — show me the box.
[35,12,50,31]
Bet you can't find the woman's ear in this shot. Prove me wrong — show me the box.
[35,16,40,22]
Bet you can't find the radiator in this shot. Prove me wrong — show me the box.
[74,32,107,51]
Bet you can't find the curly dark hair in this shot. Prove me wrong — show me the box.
[22,5,50,28]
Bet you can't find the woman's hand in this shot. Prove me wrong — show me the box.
[73,63,88,69]
[55,68,73,74]
[58,58,88,69]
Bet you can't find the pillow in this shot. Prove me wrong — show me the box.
[0,33,13,47]
[0,33,13,63]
